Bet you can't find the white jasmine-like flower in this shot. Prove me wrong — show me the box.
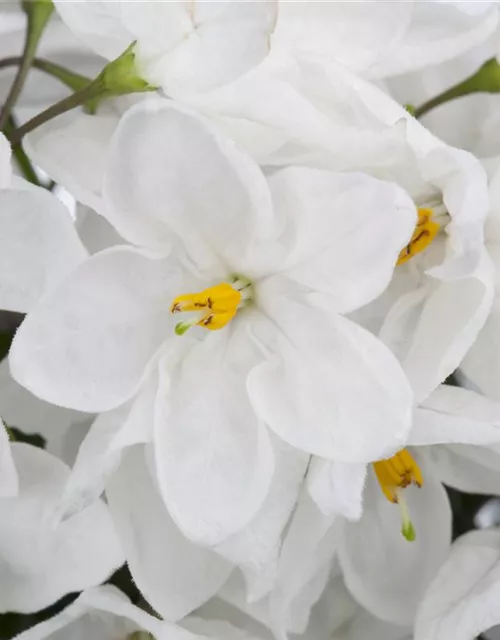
[0,442,124,614]
[53,0,278,96]
[0,132,87,313]
[415,528,500,640]
[11,584,205,640]
[260,385,500,635]
[11,101,415,545]
[193,57,494,403]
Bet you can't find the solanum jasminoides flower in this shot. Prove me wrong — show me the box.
[11,101,416,546]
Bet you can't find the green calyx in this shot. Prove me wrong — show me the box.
[85,41,157,114]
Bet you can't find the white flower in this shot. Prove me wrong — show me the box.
[0,442,123,614]
[415,528,500,640]
[53,0,278,96]
[0,418,17,498]
[0,133,87,313]
[11,584,204,640]
[11,101,415,545]
[263,385,500,634]
[192,57,494,403]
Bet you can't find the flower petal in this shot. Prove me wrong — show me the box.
[0,187,87,312]
[154,319,275,545]
[25,110,120,214]
[10,247,184,412]
[409,385,500,446]
[307,459,367,521]
[216,437,308,602]
[104,99,277,277]
[415,529,500,640]
[0,443,124,613]
[53,373,157,524]
[268,167,416,313]
[338,461,451,626]
[106,446,232,621]
[249,284,413,462]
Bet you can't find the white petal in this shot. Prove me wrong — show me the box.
[249,285,413,462]
[382,248,495,403]
[104,99,279,278]
[415,529,500,640]
[273,0,412,74]
[10,247,184,412]
[338,462,451,626]
[126,1,277,95]
[54,0,133,60]
[307,459,367,521]
[0,358,89,462]
[269,490,337,638]
[370,2,499,78]
[0,418,17,498]
[216,438,308,601]
[106,446,232,621]
[25,110,119,214]
[0,187,87,312]
[460,297,500,401]
[424,443,500,495]
[154,320,275,545]
[0,443,124,613]
[13,585,203,640]
[268,167,416,313]
[409,385,500,446]
[53,373,157,523]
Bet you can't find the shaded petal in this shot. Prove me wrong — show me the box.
[268,167,416,313]
[381,248,494,403]
[0,187,87,312]
[53,373,157,523]
[424,443,500,495]
[410,385,500,446]
[307,459,367,521]
[338,461,451,626]
[216,437,308,601]
[0,443,123,613]
[104,99,277,278]
[10,247,185,412]
[154,319,275,545]
[25,110,120,214]
[106,446,232,621]
[415,529,500,640]
[249,284,413,462]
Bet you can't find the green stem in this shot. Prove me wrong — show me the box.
[4,115,41,186]
[0,56,91,93]
[414,57,500,119]
[8,79,104,147]
[0,1,54,131]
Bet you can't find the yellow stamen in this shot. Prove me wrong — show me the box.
[373,449,423,542]
[397,207,440,265]
[171,282,242,333]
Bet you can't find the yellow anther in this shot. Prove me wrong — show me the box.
[373,449,423,542]
[373,449,423,504]
[171,282,242,334]
[397,207,440,265]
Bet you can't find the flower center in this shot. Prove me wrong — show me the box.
[397,207,440,265]
[171,276,252,335]
[373,449,423,541]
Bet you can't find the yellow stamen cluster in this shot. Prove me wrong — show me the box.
[171,282,242,334]
[373,449,424,542]
[397,207,440,265]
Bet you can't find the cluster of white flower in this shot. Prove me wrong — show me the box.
[3,1,500,639]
